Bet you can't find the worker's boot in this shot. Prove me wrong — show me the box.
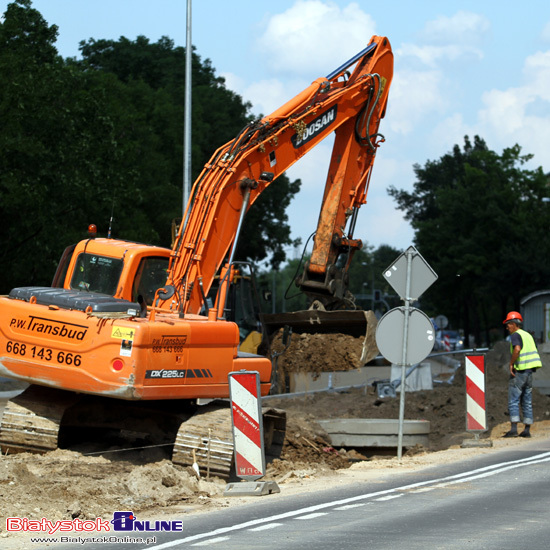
[519,425,531,438]
[503,422,518,437]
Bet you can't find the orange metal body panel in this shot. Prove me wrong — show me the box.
[0,297,271,400]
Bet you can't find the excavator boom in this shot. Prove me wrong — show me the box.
[165,36,393,314]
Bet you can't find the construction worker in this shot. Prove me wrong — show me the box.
[502,311,542,437]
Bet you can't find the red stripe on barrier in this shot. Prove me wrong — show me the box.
[467,412,485,431]
[466,377,485,409]
[234,373,258,397]
[235,451,262,477]
[468,354,485,372]
[232,402,261,445]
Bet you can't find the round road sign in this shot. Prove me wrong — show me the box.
[375,307,435,365]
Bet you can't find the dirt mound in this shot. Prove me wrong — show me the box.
[273,330,365,375]
[0,448,223,524]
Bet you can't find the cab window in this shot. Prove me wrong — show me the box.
[132,257,170,306]
[70,253,123,295]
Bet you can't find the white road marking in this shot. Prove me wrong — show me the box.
[248,523,284,531]
[408,487,436,494]
[375,494,403,501]
[191,536,230,546]
[148,451,550,550]
[295,512,328,520]
[334,503,367,510]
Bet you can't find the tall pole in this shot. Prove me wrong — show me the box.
[183,0,192,220]
[397,248,413,461]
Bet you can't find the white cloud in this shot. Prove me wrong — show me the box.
[398,11,490,67]
[477,49,550,168]
[356,194,414,250]
[431,113,470,153]
[524,50,550,100]
[398,43,482,68]
[421,11,490,45]
[222,70,317,118]
[247,78,310,117]
[385,70,448,135]
[258,1,376,76]
[219,72,246,96]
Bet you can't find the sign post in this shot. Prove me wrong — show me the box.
[376,246,438,460]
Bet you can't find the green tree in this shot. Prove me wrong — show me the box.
[0,1,301,292]
[77,34,301,264]
[388,136,550,344]
[0,1,133,289]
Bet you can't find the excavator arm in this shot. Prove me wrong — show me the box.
[165,36,393,315]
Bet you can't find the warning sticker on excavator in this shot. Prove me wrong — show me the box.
[120,339,133,357]
[111,327,136,341]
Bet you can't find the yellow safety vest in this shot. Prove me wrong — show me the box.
[511,329,542,370]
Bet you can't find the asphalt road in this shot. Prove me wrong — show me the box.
[42,438,550,550]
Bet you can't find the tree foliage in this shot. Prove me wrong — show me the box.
[0,0,300,292]
[0,0,125,286]
[388,136,550,344]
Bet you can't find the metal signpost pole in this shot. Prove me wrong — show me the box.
[397,248,413,460]
[182,0,192,222]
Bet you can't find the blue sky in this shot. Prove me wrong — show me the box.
[4,0,550,256]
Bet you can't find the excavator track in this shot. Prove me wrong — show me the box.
[172,404,287,479]
[172,404,235,478]
[0,385,80,454]
[0,387,286,480]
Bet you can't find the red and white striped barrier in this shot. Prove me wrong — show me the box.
[228,371,265,480]
[444,334,451,351]
[465,354,487,432]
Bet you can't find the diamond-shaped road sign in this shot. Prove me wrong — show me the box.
[383,246,437,300]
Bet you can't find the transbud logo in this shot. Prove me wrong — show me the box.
[7,512,183,534]
[111,511,183,532]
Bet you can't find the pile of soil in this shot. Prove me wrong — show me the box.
[273,331,365,376]
[1,339,550,534]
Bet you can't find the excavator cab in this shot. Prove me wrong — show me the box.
[207,261,270,355]
[50,236,172,309]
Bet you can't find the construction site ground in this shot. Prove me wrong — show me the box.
[1,338,550,548]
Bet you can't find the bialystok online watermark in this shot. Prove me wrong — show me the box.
[30,536,157,545]
[6,511,184,544]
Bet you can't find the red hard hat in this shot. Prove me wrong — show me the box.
[503,311,522,324]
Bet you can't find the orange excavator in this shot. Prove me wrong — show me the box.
[0,36,393,476]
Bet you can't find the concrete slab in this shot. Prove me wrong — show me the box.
[461,438,493,448]
[287,358,458,395]
[289,365,390,394]
[317,418,430,448]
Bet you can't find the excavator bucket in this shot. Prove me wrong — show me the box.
[261,309,379,393]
